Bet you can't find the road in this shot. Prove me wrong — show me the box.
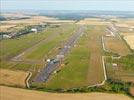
[33,26,85,82]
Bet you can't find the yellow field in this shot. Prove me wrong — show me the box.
[120,32,134,36]
[124,35,134,50]
[1,16,75,25]
[0,69,28,87]
[0,25,16,32]
[104,37,130,56]
[76,18,110,25]
[0,86,132,100]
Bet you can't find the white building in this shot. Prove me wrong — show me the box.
[31,28,37,33]
[3,35,11,39]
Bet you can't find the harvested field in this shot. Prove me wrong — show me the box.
[104,37,130,56]
[0,86,132,100]
[1,16,75,25]
[124,35,134,50]
[0,69,28,87]
[130,87,134,97]
[120,32,134,36]
[0,25,16,32]
[76,18,110,25]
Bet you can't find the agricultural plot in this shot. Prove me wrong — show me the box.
[0,69,28,87]
[105,55,134,83]
[104,37,130,56]
[124,35,134,50]
[45,25,105,89]
[130,87,134,97]
[0,86,132,100]
[76,18,110,25]
[1,16,75,25]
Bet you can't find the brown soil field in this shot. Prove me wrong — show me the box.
[76,18,110,25]
[0,69,28,87]
[104,37,130,56]
[124,35,134,50]
[0,86,132,100]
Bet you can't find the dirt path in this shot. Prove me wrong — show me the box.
[0,86,132,100]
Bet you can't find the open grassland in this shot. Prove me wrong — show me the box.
[45,25,105,89]
[106,54,134,83]
[0,69,28,87]
[0,86,132,100]
[104,37,130,56]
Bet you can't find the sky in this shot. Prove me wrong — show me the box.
[1,0,134,11]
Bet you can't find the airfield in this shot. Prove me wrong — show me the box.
[0,15,134,99]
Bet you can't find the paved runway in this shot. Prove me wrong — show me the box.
[33,26,85,82]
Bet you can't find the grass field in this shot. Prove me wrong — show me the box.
[0,69,28,87]
[0,27,53,60]
[44,25,105,89]
[0,86,132,100]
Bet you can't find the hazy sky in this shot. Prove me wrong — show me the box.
[1,0,134,11]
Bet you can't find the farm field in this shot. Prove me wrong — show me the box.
[124,35,134,50]
[104,36,130,56]
[130,87,134,97]
[0,69,28,87]
[45,25,105,89]
[105,55,134,83]
[104,21,134,83]
[1,16,75,25]
[0,86,132,100]
[76,18,110,25]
